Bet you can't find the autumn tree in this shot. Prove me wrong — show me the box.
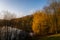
[32,11,50,35]
[44,0,60,33]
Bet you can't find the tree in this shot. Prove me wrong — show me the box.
[10,15,33,32]
[43,0,60,34]
[3,11,16,20]
[32,11,49,35]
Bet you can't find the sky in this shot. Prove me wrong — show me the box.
[0,0,48,19]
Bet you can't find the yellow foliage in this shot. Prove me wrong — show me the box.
[32,11,48,35]
[32,11,60,35]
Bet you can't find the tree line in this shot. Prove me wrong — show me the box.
[0,0,60,36]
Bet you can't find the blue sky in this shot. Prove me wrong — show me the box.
[0,0,48,18]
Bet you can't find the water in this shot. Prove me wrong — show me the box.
[0,26,32,40]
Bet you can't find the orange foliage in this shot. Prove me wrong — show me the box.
[32,11,48,35]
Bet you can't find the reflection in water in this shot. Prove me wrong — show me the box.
[0,26,32,40]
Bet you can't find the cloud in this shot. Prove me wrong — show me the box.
[0,1,9,13]
[0,12,4,19]
[16,11,26,18]
[28,9,36,15]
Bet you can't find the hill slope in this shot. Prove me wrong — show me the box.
[39,34,60,40]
